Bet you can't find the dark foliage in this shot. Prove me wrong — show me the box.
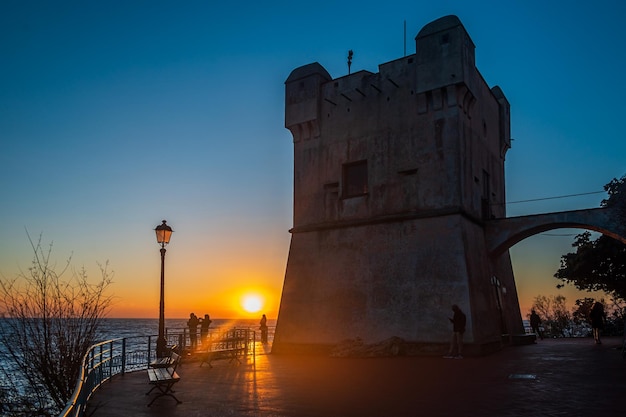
[554,175,626,301]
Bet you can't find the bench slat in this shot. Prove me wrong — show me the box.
[149,347,180,368]
[150,357,174,367]
[148,368,180,383]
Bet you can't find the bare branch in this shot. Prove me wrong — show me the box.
[0,236,114,415]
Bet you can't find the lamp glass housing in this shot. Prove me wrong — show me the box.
[155,220,173,245]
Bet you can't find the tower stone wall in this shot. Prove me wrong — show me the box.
[274,15,523,355]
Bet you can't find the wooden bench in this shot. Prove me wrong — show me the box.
[199,330,248,368]
[199,343,246,367]
[146,351,182,406]
[149,345,178,369]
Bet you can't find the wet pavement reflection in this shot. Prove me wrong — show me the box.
[88,338,626,417]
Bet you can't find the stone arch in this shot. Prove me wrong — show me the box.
[485,207,626,257]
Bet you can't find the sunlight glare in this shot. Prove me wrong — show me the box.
[241,294,264,314]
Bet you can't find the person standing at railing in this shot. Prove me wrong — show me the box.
[200,313,212,347]
[260,314,268,344]
[187,312,200,351]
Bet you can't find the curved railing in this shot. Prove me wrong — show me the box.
[58,336,150,417]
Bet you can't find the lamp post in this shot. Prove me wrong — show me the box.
[155,220,173,358]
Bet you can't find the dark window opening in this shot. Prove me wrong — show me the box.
[343,160,368,198]
[398,168,418,176]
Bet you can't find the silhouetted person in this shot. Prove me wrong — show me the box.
[259,314,268,344]
[200,313,212,346]
[530,309,543,340]
[445,304,466,359]
[589,302,606,344]
[187,312,200,351]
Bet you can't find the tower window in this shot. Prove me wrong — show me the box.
[343,160,368,198]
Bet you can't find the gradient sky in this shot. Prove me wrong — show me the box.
[1,1,625,319]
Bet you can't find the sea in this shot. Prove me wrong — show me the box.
[96,317,276,348]
[97,317,275,340]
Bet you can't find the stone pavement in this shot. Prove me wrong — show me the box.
[87,337,626,417]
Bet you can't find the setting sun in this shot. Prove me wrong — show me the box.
[241,294,264,314]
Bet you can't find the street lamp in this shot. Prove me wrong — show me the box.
[155,220,173,358]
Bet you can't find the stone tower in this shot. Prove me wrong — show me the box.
[273,15,524,355]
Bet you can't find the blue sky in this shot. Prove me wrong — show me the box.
[1,0,625,317]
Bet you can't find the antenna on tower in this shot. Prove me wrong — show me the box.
[347,50,353,74]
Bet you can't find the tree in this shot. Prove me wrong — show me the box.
[530,294,571,337]
[0,234,114,416]
[554,175,626,301]
[571,297,595,325]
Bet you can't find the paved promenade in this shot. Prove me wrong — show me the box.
[88,337,626,417]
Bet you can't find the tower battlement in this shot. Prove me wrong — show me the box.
[285,15,510,231]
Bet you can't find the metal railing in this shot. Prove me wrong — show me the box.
[58,327,267,417]
[165,325,273,355]
[58,335,150,417]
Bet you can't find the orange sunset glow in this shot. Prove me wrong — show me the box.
[100,233,286,320]
[109,277,282,320]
